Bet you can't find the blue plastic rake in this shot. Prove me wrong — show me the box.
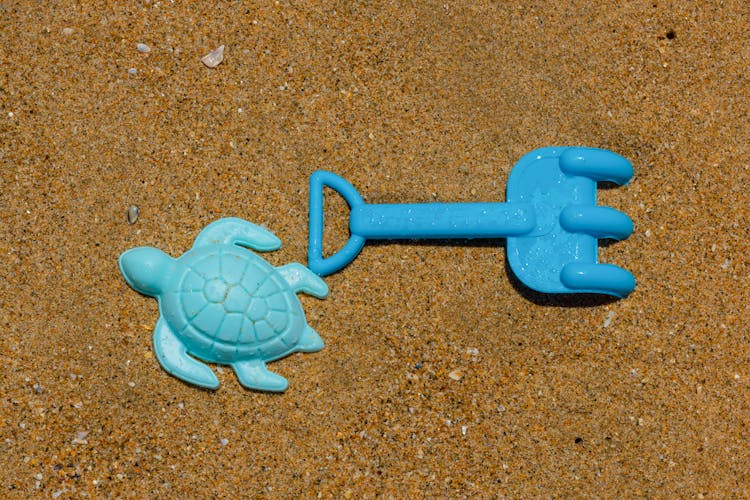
[308,147,636,297]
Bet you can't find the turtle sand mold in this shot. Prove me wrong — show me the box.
[119,217,328,392]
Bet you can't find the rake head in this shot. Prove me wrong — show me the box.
[505,147,635,297]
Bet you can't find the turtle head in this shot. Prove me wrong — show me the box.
[119,247,173,296]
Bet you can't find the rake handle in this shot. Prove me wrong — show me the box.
[350,202,535,239]
[307,170,539,277]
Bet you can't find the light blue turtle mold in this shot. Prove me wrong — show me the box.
[119,217,328,392]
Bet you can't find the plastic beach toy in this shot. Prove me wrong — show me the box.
[309,146,635,297]
[119,217,328,392]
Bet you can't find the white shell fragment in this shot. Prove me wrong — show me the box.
[137,43,151,53]
[201,45,225,68]
[127,205,139,224]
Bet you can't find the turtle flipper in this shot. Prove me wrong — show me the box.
[296,325,324,353]
[153,318,220,389]
[232,359,288,392]
[277,263,329,298]
[193,217,281,252]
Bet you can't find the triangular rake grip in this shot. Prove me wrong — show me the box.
[308,171,367,276]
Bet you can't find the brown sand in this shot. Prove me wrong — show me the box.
[1,1,748,497]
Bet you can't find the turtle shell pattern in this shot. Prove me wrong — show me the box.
[160,245,306,364]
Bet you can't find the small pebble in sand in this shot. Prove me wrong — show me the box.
[603,310,616,328]
[71,430,89,445]
[448,369,463,381]
[136,43,151,53]
[201,45,225,68]
[127,205,139,224]
[128,68,138,76]
[220,438,229,446]
[62,27,74,35]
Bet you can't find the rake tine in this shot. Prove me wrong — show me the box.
[559,206,633,241]
[559,147,634,185]
[560,263,636,298]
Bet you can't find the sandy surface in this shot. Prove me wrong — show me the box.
[1,1,748,497]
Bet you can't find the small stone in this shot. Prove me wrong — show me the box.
[448,369,463,381]
[603,310,616,328]
[62,27,74,35]
[127,205,139,224]
[201,45,225,68]
[128,68,138,76]
[220,438,229,446]
[72,430,89,445]
[32,383,43,394]
[34,473,43,480]
[136,43,151,53]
